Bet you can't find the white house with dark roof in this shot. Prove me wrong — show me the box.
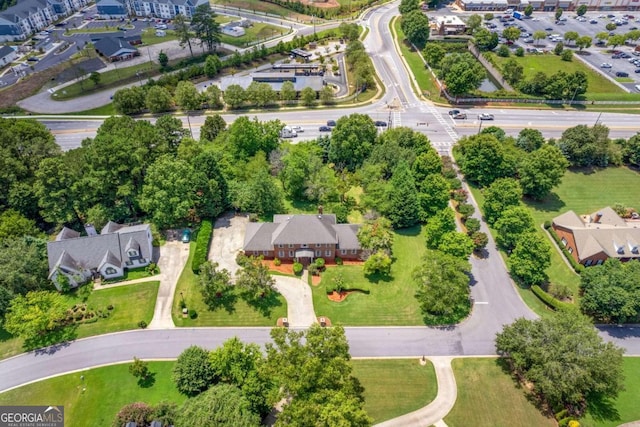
[552,206,640,266]
[243,214,362,264]
[47,221,153,289]
[0,45,17,66]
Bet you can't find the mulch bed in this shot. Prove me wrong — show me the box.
[263,260,294,275]
[327,290,357,302]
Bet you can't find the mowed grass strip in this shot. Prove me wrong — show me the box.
[445,358,556,427]
[486,52,632,98]
[0,362,185,427]
[312,226,425,325]
[172,242,287,326]
[352,359,437,423]
[220,22,288,47]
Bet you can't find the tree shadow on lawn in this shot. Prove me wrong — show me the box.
[364,271,393,284]
[206,292,239,314]
[586,393,621,423]
[246,291,283,317]
[394,226,422,237]
[138,371,156,389]
[523,192,566,214]
[30,325,78,356]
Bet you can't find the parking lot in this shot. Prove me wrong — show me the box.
[487,11,640,91]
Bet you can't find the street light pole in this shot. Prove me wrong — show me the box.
[570,86,581,104]
[477,118,484,135]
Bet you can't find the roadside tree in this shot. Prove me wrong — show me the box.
[482,177,522,225]
[509,232,550,285]
[438,232,475,259]
[177,384,261,427]
[494,206,535,251]
[386,161,420,228]
[223,84,245,109]
[502,27,521,44]
[518,144,569,200]
[457,134,517,187]
[145,85,173,113]
[175,80,201,111]
[576,35,592,51]
[4,291,67,341]
[424,207,456,249]
[112,86,145,115]
[563,31,579,46]
[329,114,378,171]
[524,4,533,16]
[516,128,545,152]
[576,4,588,15]
[280,81,297,102]
[401,10,430,49]
[158,50,168,67]
[172,345,215,396]
[300,86,316,106]
[533,30,547,46]
[200,114,226,142]
[174,14,195,57]
[608,33,626,48]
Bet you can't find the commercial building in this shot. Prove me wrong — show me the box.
[96,0,209,19]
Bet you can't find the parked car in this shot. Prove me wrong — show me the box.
[448,109,460,116]
[545,27,554,31]
[374,120,388,127]
[319,125,332,132]
[453,112,467,119]
[616,71,629,77]
[27,57,39,61]
[326,120,336,127]
[634,68,640,73]
[635,84,640,91]
[181,229,191,243]
[478,113,494,120]
[600,62,613,68]
[589,19,598,24]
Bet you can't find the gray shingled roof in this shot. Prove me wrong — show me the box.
[94,37,137,57]
[0,45,15,57]
[244,222,279,251]
[0,0,50,23]
[56,227,81,241]
[272,215,337,245]
[101,221,123,234]
[334,224,361,250]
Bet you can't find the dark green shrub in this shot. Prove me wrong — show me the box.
[465,218,481,235]
[273,257,282,266]
[457,203,475,220]
[236,252,249,268]
[531,285,574,311]
[315,258,325,269]
[191,219,213,274]
[188,309,198,319]
[107,304,114,310]
[543,220,552,229]
[515,47,525,57]
[334,257,343,265]
[138,320,148,329]
[497,45,510,57]
[308,264,319,276]
[293,262,303,275]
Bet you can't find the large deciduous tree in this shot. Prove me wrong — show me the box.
[4,291,67,340]
[176,384,261,427]
[172,345,216,396]
[496,311,625,416]
[413,249,471,324]
[457,134,517,187]
[509,232,550,285]
[580,259,640,323]
[329,114,378,171]
[474,28,499,51]
[516,128,545,152]
[198,261,232,309]
[424,208,456,249]
[200,114,226,142]
[112,86,146,115]
[0,237,53,296]
[175,80,201,111]
[235,256,276,301]
[494,206,535,251]
[438,52,486,95]
[401,10,430,49]
[482,178,522,225]
[518,144,569,200]
[386,161,420,229]
[556,124,612,167]
[437,232,475,260]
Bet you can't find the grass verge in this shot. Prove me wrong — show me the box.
[0,281,159,360]
[353,358,437,423]
[172,242,287,326]
[0,358,436,427]
[312,227,425,325]
[445,358,556,427]
[220,22,288,48]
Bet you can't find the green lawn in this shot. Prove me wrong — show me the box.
[52,62,156,100]
[211,0,308,19]
[140,27,179,45]
[581,357,640,427]
[353,358,437,423]
[0,281,159,360]
[445,358,556,427]
[220,23,288,48]
[103,265,158,284]
[63,102,116,116]
[0,358,435,427]
[172,242,287,326]
[312,227,426,325]
[0,362,185,427]
[487,52,638,100]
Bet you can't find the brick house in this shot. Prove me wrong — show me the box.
[552,206,640,267]
[243,214,362,264]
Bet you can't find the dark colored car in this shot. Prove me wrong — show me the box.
[181,229,191,243]
[27,57,39,61]
[448,109,460,116]
[319,125,332,132]
[616,71,629,77]
[375,120,388,127]
[326,120,336,127]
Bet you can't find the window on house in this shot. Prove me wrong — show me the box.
[127,250,138,257]
[325,250,332,257]
[596,259,604,265]
[105,267,117,275]
[316,243,321,248]
[561,238,567,246]
[278,244,283,248]
[253,251,259,256]
[289,251,294,257]
[315,250,322,257]
[584,259,592,267]
[351,249,357,254]
[567,247,573,254]
[288,244,293,248]
[263,251,269,256]
[301,243,308,248]
[341,249,347,255]
[278,250,284,257]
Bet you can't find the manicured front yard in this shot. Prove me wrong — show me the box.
[0,362,185,427]
[0,358,436,426]
[0,281,159,360]
[220,22,288,48]
[352,358,437,423]
[172,242,287,326]
[312,226,426,325]
[445,358,556,427]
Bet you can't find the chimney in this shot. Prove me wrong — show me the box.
[594,212,603,223]
[318,205,323,215]
[84,223,98,236]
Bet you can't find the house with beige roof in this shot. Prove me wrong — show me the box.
[243,214,362,264]
[47,221,154,289]
[552,206,640,267]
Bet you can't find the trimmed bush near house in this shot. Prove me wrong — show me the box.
[273,257,282,266]
[308,264,319,276]
[531,285,574,312]
[191,219,213,274]
[315,258,325,270]
[293,262,303,275]
[543,220,552,229]
[334,257,343,265]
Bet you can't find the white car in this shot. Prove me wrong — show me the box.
[635,84,640,92]
[478,113,494,120]
[601,63,613,68]
[290,125,304,133]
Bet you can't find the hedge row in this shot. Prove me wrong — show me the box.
[192,219,213,274]
[531,285,574,312]
[546,226,585,274]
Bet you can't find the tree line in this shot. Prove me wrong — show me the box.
[114,326,371,426]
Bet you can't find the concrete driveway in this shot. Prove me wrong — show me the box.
[209,212,248,278]
[148,240,190,329]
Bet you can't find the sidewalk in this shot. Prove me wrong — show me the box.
[374,357,457,427]
[93,275,161,290]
